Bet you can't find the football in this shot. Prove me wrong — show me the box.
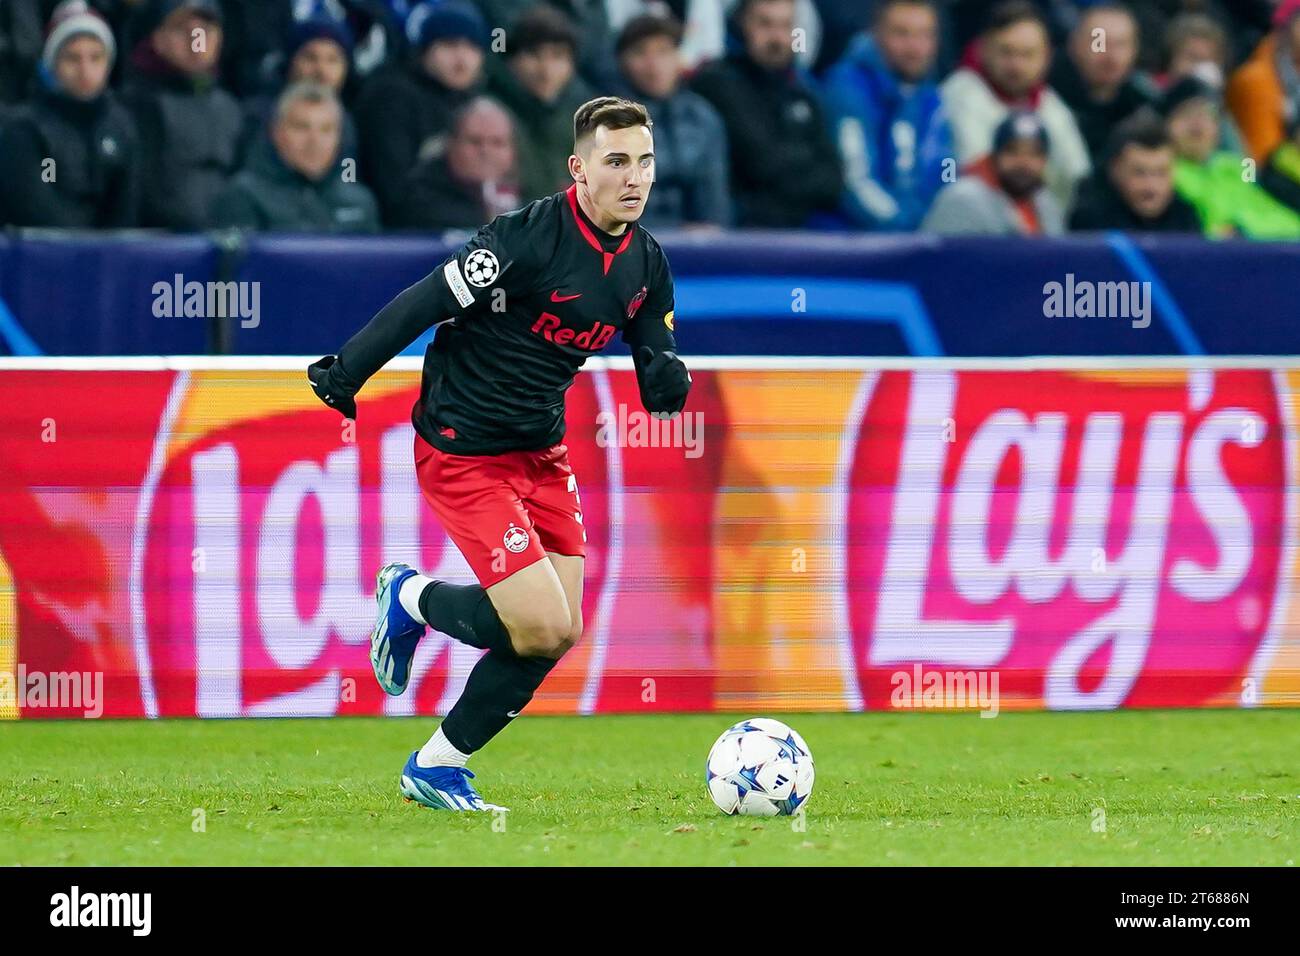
[705,717,815,817]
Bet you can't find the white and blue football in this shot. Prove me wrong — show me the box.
[705,717,814,816]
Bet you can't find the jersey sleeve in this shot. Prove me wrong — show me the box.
[333,209,543,389]
[438,209,543,319]
[622,241,677,355]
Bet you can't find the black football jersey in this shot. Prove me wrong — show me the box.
[335,184,679,456]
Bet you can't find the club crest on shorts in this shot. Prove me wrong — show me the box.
[503,523,530,553]
[464,249,500,287]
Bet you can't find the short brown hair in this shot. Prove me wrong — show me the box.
[1105,111,1171,165]
[1164,12,1228,69]
[510,5,579,58]
[616,13,683,56]
[983,0,1047,36]
[573,96,652,149]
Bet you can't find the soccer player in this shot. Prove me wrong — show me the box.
[307,96,691,811]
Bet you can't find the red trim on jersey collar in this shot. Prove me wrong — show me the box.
[566,184,634,275]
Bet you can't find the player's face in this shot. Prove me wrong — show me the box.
[574,124,655,228]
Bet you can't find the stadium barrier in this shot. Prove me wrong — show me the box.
[3,231,1300,357]
[1,356,1297,719]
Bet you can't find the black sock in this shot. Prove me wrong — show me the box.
[418,581,513,655]
[439,650,558,753]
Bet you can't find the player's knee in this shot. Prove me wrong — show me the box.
[566,615,584,649]
[508,607,572,659]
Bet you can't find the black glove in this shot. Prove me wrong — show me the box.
[307,355,358,419]
[637,346,691,416]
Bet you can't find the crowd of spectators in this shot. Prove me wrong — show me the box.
[0,0,1297,238]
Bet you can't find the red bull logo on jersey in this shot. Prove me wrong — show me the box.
[531,312,618,351]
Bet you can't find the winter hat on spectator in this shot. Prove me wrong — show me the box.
[408,1,488,53]
[134,0,224,39]
[286,16,355,62]
[993,111,1050,155]
[42,1,117,73]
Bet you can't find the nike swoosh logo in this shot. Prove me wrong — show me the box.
[506,710,521,718]
[550,290,583,302]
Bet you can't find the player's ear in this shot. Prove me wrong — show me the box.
[568,153,585,183]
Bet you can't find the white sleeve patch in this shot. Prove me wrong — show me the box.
[443,258,476,308]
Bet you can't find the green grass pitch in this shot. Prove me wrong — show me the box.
[1,710,1296,866]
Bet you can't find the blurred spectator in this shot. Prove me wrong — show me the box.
[947,0,1071,63]
[608,0,825,74]
[1160,12,1229,86]
[210,81,378,232]
[388,95,518,230]
[487,5,593,202]
[241,18,359,165]
[691,0,841,227]
[1050,3,1155,167]
[1226,0,1300,162]
[477,0,618,90]
[0,0,45,105]
[302,0,404,84]
[941,1,1090,212]
[355,0,485,222]
[614,12,731,228]
[1259,115,1300,218]
[215,0,293,98]
[0,1,140,227]
[821,0,952,231]
[1069,112,1199,231]
[122,0,242,230]
[922,111,1063,235]
[1160,74,1300,238]
[1131,0,1273,73]
[810,0,872,74]
[607,0,724,72]
[1160,12,1243,152]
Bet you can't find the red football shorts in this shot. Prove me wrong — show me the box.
[414,432,587,587]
